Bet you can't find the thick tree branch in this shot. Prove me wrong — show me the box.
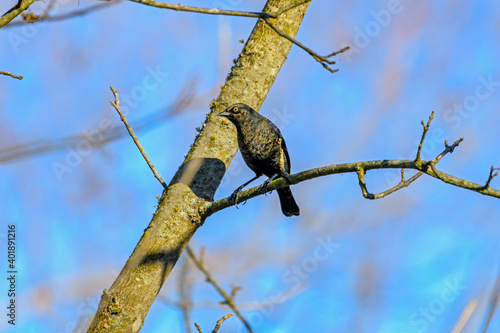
[88,1,312,331]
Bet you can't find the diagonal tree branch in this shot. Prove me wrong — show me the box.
[87,1,312,331]
[0,0,36,28]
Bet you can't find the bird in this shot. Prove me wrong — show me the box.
[217,103,300,217]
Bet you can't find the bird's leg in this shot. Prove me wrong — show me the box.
[230,174,261,208]
[262,174,277,196]
[281,172,292,184]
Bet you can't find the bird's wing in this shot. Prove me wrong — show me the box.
[279,135,291,173]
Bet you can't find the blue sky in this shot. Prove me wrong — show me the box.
[1,0,500,332]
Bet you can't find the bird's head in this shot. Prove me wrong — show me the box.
[217,103,255,124]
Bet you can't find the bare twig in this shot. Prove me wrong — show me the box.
[357,167,424,199]
[186,246,253,333]
[263,17,349,73]
[416,111,434,160]
[129,0,310,19]
[355,113,465,200]
[0,71,23,80]
[109,86,168,189]
[193,313,232,333]
[212,313,233,333]
[484,166,500,189]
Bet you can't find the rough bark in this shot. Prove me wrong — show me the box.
[0,0,37,28]
[87,0,310,331]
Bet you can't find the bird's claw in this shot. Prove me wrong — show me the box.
[262,179,273,196]
[229,190,240,209]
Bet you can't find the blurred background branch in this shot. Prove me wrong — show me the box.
[0,77,197,164]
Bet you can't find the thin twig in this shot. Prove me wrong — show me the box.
[212,313,233,333]
[129,0,310,19]
[355,112,465,200]
[484,166,500,189]
[416,111,434,160]
[193,314,233,333]
[263,17,349,73]
[186,246,253,333]
[0,71,23,80]
[109,86,168,189]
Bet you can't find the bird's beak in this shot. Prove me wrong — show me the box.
[216,110,230,117]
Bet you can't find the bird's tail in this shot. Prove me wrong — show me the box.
[277,186,300,217]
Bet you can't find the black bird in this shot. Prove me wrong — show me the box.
[217,103,300,217]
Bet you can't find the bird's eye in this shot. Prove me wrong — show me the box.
[233,107,239,113]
